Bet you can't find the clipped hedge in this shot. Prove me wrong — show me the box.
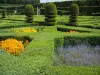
[57,7,69,11]
[45,18,56,22]
[79,6,100,16]
[54,37,64,48]
[55,36,100,48]
[46,22,56,26]
[0,36,33,43]
[64,36,100,47]
[57,27,91,33]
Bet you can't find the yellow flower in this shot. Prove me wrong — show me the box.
[13,27,37,33]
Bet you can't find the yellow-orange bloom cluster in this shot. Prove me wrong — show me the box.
[65,30,78,33]
[13,27,37,32]
[0,38,24,55]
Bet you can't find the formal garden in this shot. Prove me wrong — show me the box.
[0,0,100,75]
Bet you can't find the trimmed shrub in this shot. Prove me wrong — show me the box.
[58,10,64,16]
[45,3,57,26]
[46,22,56,26]
[69,4,79,26]
[2,8,6,18]
[45,18,56,22]
[40,8,45,15]
[25,4,34,23]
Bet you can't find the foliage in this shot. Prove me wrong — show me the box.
[25,4,34,16]
[69,4,79,26]
[2,8,6,18]
[45,3,57,15]
[45,3,57,26]
[58,10,64,16]
[25,4,34,23]
[0,0,40,4]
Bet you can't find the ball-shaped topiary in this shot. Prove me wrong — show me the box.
[2,8,6,18]
[45,3,57,26]
[69,4,79,26]
[25,4,34,23]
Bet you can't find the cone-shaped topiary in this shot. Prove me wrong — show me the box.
[69,4,79,26]
[2,8,6,18]
[45,3,57,26]
[25,4,34,23]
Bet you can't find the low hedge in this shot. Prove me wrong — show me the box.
[0,24,32,29]
[57,27,91,33]
[0,36,33,43]
[54,36,100,48]
[45,18,56,22]
[46,22,56,26]
[45,15,57,18]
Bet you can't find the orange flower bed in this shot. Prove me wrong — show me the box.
[0,38,24,55]
[65,30,78,33]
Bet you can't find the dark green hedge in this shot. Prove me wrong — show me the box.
[45,18,56,22]
[57,7,69,11]
[0,36,33,43]
[57,27,90,33]
[64,36,100,46]
[46,22,56,26]
[79,6,100,16]
[55,36,100,48]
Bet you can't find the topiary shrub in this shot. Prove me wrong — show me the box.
[45,3,57,26]
[25,4,34,23]
[2,8,6,18]
[69,4,79,26]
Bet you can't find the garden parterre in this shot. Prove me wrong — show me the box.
[0,15,100,75]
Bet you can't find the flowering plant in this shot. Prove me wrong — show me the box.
[12,27,37,32]
[65,30,78,33]
[0,38,24,55]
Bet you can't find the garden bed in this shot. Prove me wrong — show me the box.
[0,36,33,55]
[54,36,100,66]
[57,27,91,33]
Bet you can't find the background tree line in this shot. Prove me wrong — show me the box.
[0,0,40,4]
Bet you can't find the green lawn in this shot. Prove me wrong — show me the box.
[0,15,100,75]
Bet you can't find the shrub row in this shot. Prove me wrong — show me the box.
[0,36,32,43]
[57,27,90,33]
[79,6,100,16]
[0,6,100,16]
[40,6,100,15]
[64,36,100,47]
[54,36,100,48]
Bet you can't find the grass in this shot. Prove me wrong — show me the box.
[0,15,100,75]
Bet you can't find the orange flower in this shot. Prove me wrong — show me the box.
[65,30,78,33]
[0,38,24,55]
[26,40,29,44]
